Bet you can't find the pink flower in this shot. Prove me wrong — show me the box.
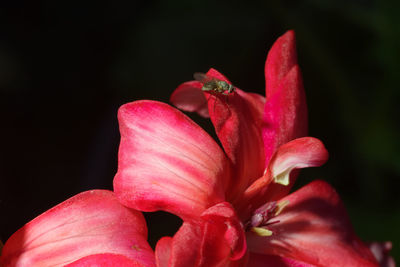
[113,31,380,266]
[0,190,156,266]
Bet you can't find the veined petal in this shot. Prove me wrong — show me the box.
[157,202,247,267]
[204,68,266,203]
[248,253,316,267]
[170,81,210,118]
[263,30,308,164]
[247,181,379,267]
[114,100,228,220]
[0,190,155,267]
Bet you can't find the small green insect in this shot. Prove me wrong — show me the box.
[193,72,235,95]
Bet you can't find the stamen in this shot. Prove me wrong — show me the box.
[251,227,273,237]
[274,200,290,216]
[273,167,292,186]
[246,200,289,235]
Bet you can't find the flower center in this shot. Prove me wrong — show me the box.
[245,200,289,237]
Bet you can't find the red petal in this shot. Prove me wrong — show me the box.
[170,81,210,118]
[203,68,267,203]
[263,30,308,164]
[247,181,379,267]
[114,100,228,220]
[163,202,247,267]
[0,190,155,267]
[248,253,316,267]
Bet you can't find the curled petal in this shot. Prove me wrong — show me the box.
[204,68,266,203]
[263,30,308,164]
[170,81,210,118]
[268,137,328,186]
[247,180,379,267]
[239,137,328,218]
[0,190,155,267]
[200,202,247,261]
[114,100,228,220]
[159,202,247,267]
[261,137,329,204]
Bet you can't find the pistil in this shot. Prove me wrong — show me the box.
[246,200,289,236]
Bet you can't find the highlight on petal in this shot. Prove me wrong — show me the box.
[202,68,267,203]
[247,180,379,267]
[263,30,308,164]
[156,202,247,267]
[114,100,228,221]
[170,81,210,118]
[0,190,155,267]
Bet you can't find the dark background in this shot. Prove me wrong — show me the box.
[1,0,399,262]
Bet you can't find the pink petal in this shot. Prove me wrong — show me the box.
[247,180,379,267]
[114,100,228,220]
[0,190,155,267]
[263,30,308,164]
[239,137,328,218]
[248,253,316,267]
[158,202,247,267]
[170,81,210,118]
[203,68,267,203]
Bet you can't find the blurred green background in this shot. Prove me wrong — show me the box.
[1,0,399,263]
